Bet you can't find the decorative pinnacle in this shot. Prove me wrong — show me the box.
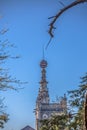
[40,60,47,68]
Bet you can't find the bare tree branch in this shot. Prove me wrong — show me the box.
[59,1,65,7]
[48,0,87,38]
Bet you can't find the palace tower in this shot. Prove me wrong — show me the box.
[35,59,67,130]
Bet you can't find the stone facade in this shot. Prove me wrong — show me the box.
[35,59,67,130]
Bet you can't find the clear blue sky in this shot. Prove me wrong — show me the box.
[0,0,87,130]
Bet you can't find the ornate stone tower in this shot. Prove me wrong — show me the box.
[35,59,49,130]
[35,59,67,130]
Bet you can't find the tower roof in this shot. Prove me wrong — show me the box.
[21,125,35,130]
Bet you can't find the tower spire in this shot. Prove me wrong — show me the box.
[36,59,49,104]
[40,59,48,86]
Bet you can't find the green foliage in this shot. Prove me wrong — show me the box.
[68,73,87,108]
[40,114,68,130]
[68,73,87,129]
[0,113,8,128]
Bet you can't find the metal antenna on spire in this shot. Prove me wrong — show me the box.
[42,45,45,59]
